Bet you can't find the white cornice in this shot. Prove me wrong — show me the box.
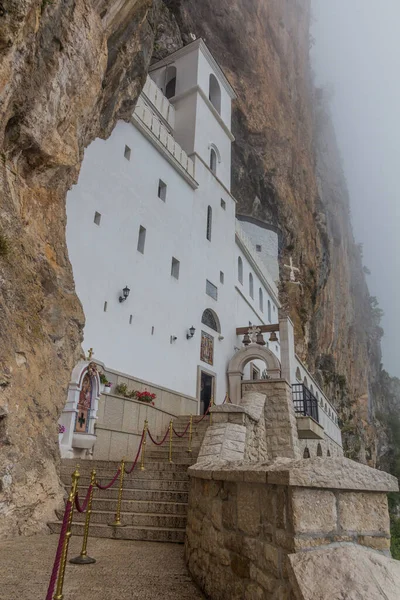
[150,38,237,99]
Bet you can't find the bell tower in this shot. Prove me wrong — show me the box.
[149,39,236,191]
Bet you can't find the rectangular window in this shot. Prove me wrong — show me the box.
[220,271,224,284]
[94,211,101,226]
[129,315,133,325]
[158,179,167,201]
[206,279,218,301]
[137,225,146,254]
[171,257,180,279]
[221,198,226,210]
[103,301,108,312]
[124,145,131,160]
[256,244,262,252]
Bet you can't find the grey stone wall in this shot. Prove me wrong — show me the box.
[185,459,398,600]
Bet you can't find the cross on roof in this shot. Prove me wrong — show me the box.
[87,348,94,360]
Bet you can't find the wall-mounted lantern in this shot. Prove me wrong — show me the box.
[119,286,130,303]
[186,326,196,340]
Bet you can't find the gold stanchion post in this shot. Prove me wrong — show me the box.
[210,395,214,425]
[53,466,80,600]
[70,469,96,565]
[140,419,148,471]
[188,415,193,454]
[110,459,126,527]
[168,420,173,463]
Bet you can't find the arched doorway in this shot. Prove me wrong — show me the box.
[199,309,221,414]
[227,345,281,405]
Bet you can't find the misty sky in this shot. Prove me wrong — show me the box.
[311,1,400,378]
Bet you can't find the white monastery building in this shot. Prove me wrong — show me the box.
[63,40,342,460]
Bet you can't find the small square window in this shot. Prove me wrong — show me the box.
[158,179,167,201]
[137,225,146,254]
[124,145,131,160]
[171,257,180,279]
[206,280,218,300]
[94,211,101,226]
[256,244,262,252]
[220,198,226,210]
[220,271,224,284]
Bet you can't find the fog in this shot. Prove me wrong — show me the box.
[311,0,400,378]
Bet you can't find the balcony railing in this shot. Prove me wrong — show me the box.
[292,384,319,423]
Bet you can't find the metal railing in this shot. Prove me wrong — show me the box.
[292,383,319,423]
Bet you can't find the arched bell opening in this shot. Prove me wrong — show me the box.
[227,345,281,405]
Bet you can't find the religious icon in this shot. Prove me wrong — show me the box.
[75,373,92,433]
[200,331,214,366]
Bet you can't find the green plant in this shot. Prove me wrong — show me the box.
[115,383,128,396]
[99,372,109,384]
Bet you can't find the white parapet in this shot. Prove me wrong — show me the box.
[142,76,175,130]
[133,96,196,185]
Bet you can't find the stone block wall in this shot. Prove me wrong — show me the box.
[299,435,343,460]
[185,458,398,600]
[242,380,301,460]
[93,363,197,461]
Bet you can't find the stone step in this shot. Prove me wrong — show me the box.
[48,521,185,543]
[57,508,187,529]
[77,486,189,503]
[73,477,189,491]
[61,469,190,487]
[60,461,191,474]
[88,497,188,514]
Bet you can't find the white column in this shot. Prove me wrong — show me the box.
[279,317,296,384]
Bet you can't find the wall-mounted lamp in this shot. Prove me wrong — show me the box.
[170,335,178,344]
[119,286,130,303]
[218,335,224,341]
[186,326,196,340]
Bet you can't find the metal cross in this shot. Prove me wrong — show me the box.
[87,348,94,360]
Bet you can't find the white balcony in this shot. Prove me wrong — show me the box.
[133,96,195,183]
[142,76,175,130]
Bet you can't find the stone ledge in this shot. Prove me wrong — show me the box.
[189,457,398,492]
[288,545,400,600]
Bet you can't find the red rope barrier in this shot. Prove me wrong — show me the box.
[173,420,191,438]
[125,431,145,474]
[95,468,121,490]
[195,401,211,423]
[45,499,72,600]
[148,426,170,446]
[74,484,93,513]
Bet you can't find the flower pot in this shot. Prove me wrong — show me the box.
[104,385,112,394]
[100,383,105,394]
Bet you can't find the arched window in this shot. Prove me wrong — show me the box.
[303,447,310,459]
[317,443,323,457]
[267,300,272,323]
[259,288,264,312]
[310,384,314,395]
[206,206,212,241]
[249,273,254,299]
[295,367,301,381]
[201,309,221,333]
[209,74,221,114]
[210,148,217,174]
[304,377,308,389]
[238,257,243,284]
[165,66,177,99]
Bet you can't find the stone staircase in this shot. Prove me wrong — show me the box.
[48,415,209,543]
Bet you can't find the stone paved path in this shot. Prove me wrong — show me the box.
[0,535,205,600]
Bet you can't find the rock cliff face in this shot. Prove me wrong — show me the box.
[163,0,384,463]
[0,0,158,538]
[0,0,393,538]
